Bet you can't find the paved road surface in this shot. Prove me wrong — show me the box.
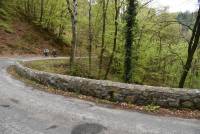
[0,57,199,134]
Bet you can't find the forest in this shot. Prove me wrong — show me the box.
[1,0,200,89]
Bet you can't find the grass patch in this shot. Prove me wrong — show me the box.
[144,104,160,112]
[0,8,10,20]
[0,1,13,33]
[23,58,122,81]
[0,21,13,33]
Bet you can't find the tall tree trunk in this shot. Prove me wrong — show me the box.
[104,0,119,79]
[98,0,109,78]
[30,0,34,19]
[179,7,200,88]
[66,0,78,70]
[58,10,65,39]
[88,0,92,75]
[124,0,137,83]
[27,0,30,19]
[40,0,44,22]
[71,0,78,69]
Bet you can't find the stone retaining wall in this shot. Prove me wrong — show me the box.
[14,62,200,109]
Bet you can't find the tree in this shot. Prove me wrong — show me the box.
[179,7,200,88]
[124,0,137,83]
[104,0,120,79]
[66,0,78,70]
[98,0,109,78]
[40,0,44,22]
[88,0,93,75]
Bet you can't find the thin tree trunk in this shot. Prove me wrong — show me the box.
[66,0,78,70]
[179,7,200,88]
[58,9,65,38]
[88,0,92,75]
[98,0,109,78]
[104,0,119,79]
[71,0,78,69]
[179,54,195,88]
[40,0,44,22]
[27,0,30,19]
[30,0,34,19]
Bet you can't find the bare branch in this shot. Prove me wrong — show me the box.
[162,20,193,31]
[140,0,154,8]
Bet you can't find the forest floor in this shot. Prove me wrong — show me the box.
[0,18,70,57]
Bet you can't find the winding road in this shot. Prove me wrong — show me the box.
[0,57,199,134]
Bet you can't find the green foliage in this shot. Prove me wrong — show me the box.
[0,0,13,32]
[144,104,160,112]
[70,64,91,78]
[6,0,200,89]
[23,59,121,81]
[0,22,13,33]
[0,8,9,20]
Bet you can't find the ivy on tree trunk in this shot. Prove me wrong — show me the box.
[124,0,137,83]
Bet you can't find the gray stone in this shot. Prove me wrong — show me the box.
[156,100,168,107]
[182,101,194,108]
[168,99,180,108]
[180,95,190,101]
[194,98,200,108]
[125,96,137,103]
[194,98,200,103]
[143,91,149,97]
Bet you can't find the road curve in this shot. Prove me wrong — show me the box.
[0,57,199,134]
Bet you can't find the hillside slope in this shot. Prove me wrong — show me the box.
[0,19,70,56]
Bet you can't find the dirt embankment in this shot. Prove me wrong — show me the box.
[0,19,70,57]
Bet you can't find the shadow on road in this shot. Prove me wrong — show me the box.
[71,123,106,134]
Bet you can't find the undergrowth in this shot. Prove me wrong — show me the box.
[0,0,14,33]
[23,58,123,81]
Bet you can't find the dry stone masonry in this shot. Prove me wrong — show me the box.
[14,62,200,109]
